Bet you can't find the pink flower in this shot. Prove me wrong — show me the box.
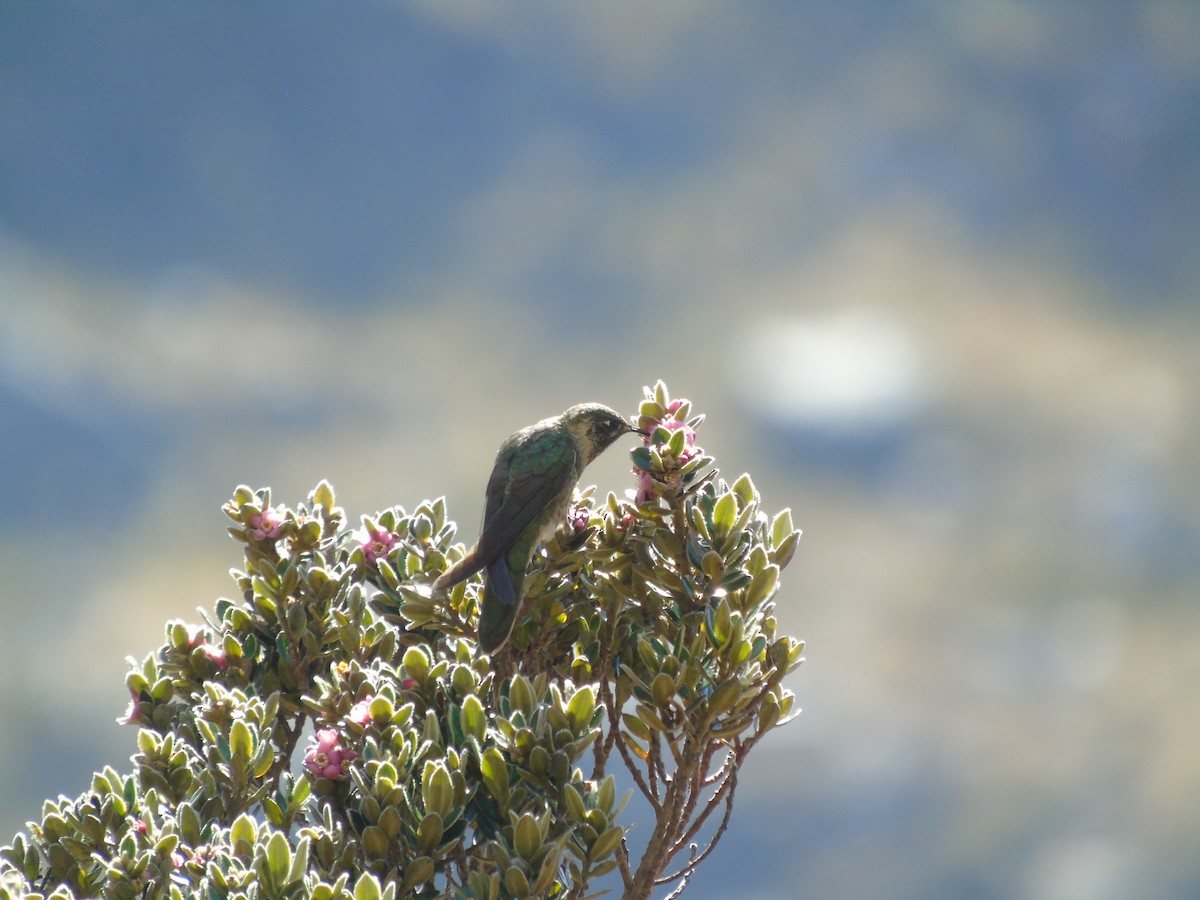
[635,403,701,504]
[355,523,398,564]
[304,728,357,779]
[202,643,229,671]
[568,504,590,535]
[186,846,214,869]
[634,469,658,505]
[117,689,143,725]
[348,698,374,726]
[249,507,285,541]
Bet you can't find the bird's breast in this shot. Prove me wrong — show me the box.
[535,490,573,545]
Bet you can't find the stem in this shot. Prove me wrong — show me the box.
[602,679,659,812]
[624,731,706,900]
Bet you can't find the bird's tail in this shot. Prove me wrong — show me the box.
[478,557,524,653]
[431,545,487,592]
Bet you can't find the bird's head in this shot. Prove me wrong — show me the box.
[561,402,648,463]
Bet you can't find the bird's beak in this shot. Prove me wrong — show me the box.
[631,424,651,436]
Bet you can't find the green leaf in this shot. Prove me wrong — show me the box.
[361,826,389,861]
[481,747,510,802]
[743,564,779,609]
[514,813,541,860]
[136,729,158,756]
[589,824,625,862]
[230,812,256,849]
[290,835,311,886]
[712,491,737,534]
[308,480,335,514]
[639,399,665,419]
[461,693,486,743]
[621,712,651,742]
[423,762,454,818]
[650,673,675,708]
[266,830,292,883]
[707,678,742,717]
[179,802,201,846]
[598,775,616,815]
[509,675,534,718]
[416,812,444,855]
[653,379,668,406]
[770,529,801,569]
[353,872,383,900]
[291,774,312,806]
[252,743,275,780]
[732,472,757,504]
[368,695,394,722]
[701,550,724,582]
[770,508,794,547]
[667,425,686,457]
[504,865,530,898]
[263,796,284,827]
[229,720,253,760]
[402,646,430,682]
[563,783,586,822]
[401,856,436,893]
[565,685,596,733]
[705,597,732,648]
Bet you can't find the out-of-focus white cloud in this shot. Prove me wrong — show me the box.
[736,308,929,432]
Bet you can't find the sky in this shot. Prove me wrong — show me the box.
[2,3,1198,898]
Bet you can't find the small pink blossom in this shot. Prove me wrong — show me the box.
[348,697,374,726]
[568,504,590,535]
[249,507,285,541]
[202,643,229,671]
[355,522,399,564]
[304,728,357,779]
[634,469,658,505]
[117,689,143,725]
[401,677,416,691]
[634,403,701,505]
[186,846,214,870]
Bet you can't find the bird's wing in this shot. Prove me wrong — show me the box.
[476,427,577,563]
[432,427,576,591]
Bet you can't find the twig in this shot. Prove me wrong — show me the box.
[602,679,660,812]
[671,758,738,857]
[660,765,739,888]
[616,836,635,894]
[660,845,698,900]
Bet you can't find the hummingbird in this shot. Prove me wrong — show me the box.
[433,403,646,653]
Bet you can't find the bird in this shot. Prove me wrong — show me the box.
[432,403,646,653]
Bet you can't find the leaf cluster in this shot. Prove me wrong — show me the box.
[1,383,804,900]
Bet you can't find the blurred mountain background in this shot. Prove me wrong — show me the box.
[1,3,1198,897]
